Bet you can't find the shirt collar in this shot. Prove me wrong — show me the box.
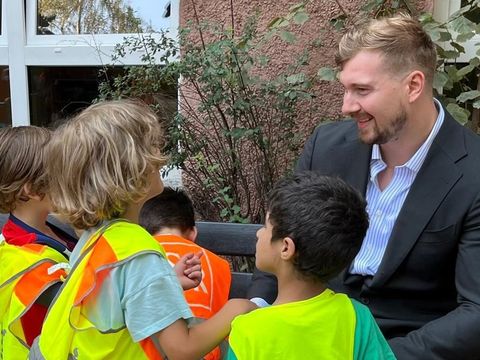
[371,98,444,173]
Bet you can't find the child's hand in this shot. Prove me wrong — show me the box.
[174,251,203,290]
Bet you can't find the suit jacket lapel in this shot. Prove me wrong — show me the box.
[372,113,466,287]
[325,129,371,195]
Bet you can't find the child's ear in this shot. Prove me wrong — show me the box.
[186,226,198,242]
[21,183,44,201]
[280,237,296,261]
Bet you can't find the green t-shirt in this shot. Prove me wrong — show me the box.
[227,289,395,360]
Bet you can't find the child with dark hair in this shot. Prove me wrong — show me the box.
[227,172,395,359]
[140,187,231,360]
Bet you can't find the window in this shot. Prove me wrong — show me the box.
[3,1,178,126]
[36,0,172,35]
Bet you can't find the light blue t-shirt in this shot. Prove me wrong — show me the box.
[70,221,193,342]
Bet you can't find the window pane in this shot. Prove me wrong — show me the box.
[28,66,177,127]
[37,0,172,35]
[0,66,11,127]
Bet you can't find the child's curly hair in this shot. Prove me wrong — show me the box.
[47,99,167,229]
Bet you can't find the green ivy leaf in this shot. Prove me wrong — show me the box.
[456,31,475,42]
[220,208,229,217]
[268,17,289,29]
[450,42,465,53]
[279,30,297,43]
[473,100,480,109]
[438,31,452,42]
[433,71,449,92]
[449,16,477,34]
[471,57,480,67]
[286,73,306,84]
[443,50,461,59]
[317,67,337,81]
[447,103,470,125]
[456,90,480,103]
[457,64,475,77]
[232,205,241,214]
[293,11,309,25]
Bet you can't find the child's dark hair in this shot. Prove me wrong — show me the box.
[267,172,368,283]
[140,187,195,235]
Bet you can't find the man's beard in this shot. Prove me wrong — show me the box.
[360,108,407,145]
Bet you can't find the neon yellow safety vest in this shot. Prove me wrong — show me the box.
[38,221,167,360]
[0,239,67,359]
[228,289,357,360]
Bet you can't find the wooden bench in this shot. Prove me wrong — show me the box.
[0,214,260,299]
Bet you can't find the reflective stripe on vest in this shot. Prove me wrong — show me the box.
[38,221,166,360]
[0,242,67,359]
[228,289,357,360]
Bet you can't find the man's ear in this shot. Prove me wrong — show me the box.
[405,70,425,103]
[280,237,296,261]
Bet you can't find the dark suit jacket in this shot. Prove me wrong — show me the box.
[248,111,480,359]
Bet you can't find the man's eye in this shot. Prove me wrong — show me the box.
[357,88,370,95]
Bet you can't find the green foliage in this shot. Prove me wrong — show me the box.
[98,3,315,223]
[418,2,480,131]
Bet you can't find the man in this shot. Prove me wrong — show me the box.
[248,14,480,359]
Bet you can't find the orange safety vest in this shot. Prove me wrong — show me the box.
[0,239,67,359]
[38,221,167,360]
[155,234,231,360]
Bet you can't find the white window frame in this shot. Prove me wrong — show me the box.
[5,0,179,126]
[0,1,7,48]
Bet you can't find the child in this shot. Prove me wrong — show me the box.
[0,126,76,358]
[140,187,232,360]
[227,172,395,359]
[30,99,255,360]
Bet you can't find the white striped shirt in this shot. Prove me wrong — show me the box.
[350,99,445,275]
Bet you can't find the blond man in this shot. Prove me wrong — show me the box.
[250,14,480,359]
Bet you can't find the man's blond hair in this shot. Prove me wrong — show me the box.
[47,99,167,229]
[0,126,51,213]
[336,13,437,85]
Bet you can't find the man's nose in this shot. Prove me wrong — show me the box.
[341,92,360,117]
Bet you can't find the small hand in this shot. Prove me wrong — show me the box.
[174,251,204,290]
